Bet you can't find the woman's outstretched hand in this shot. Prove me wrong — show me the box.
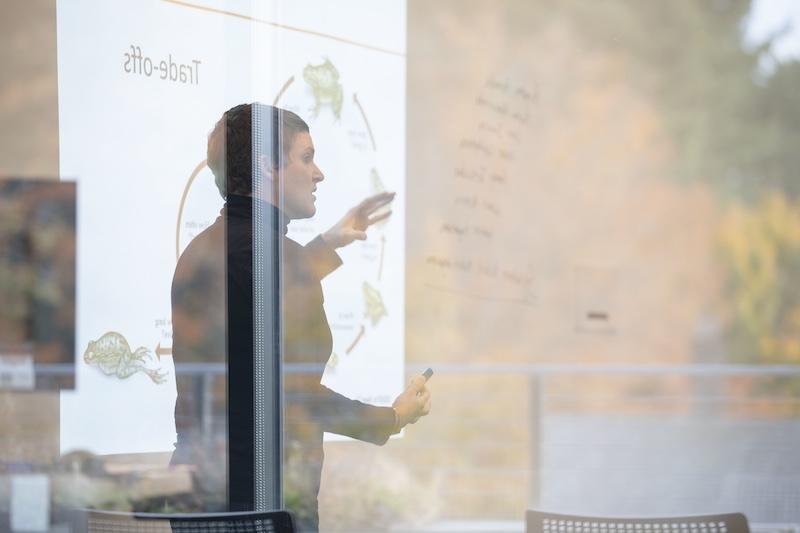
[321,192,395,249]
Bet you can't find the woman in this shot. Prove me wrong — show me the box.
[171,103,431,531]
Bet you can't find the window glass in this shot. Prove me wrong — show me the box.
[1,1,799,532]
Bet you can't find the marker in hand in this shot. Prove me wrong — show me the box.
[417,368,433,396]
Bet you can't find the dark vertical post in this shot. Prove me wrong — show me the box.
[251,104,283,511]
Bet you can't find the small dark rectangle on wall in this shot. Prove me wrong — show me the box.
[574,267,619,335]
[0,178,76,390]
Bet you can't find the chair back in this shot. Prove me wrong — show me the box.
[73,509,295,533]
[527,510,750,533]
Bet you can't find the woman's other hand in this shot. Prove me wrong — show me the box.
[391,374,432,433]
[321,192,395,249]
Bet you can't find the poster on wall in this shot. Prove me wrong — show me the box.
[57,0,406,455]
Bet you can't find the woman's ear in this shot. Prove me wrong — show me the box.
[257,154,282,203]
[258,154,275,182]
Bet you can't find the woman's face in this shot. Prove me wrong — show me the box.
[278,131,324,220]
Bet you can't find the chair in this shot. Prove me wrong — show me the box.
[527,511,749,533]
[72,509,295,533]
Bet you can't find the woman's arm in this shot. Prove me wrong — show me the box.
[303,235,342,280]
[303,191,395,279]
[286,375,432,445]
[286,381,396,445]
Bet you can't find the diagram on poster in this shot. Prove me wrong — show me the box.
[271,57,404,407]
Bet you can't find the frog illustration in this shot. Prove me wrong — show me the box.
[325,352,340,374]
[363,281,388,326]
[303,58,343,120]
[83,331,167,384]
[370,168,391,228]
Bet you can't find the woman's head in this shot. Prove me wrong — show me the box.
[207,103,323,219]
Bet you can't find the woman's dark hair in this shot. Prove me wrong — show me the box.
[207,103,309,199]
